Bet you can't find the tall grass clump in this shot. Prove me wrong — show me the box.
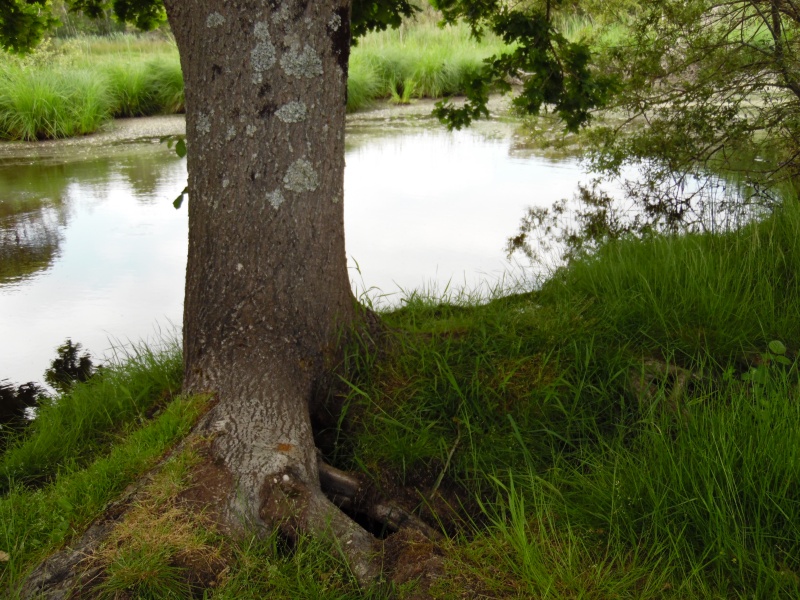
[0,65,111,140]
[0,34,183,140]
[101,56,184,117]
[0,21,502,136]
[552,363,800,597]
[144,56,185,113]
[335,287,586,492]
[445,349,800,597]
[0,342,182,492]
[539,197,800,361]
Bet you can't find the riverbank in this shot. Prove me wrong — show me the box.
[0,19,507,142]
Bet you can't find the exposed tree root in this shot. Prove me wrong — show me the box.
[318,458,442,541]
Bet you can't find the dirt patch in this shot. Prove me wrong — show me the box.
[175,438,235,534]
[383,528,446,598]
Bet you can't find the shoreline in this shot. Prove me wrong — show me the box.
[0,115,187,161]
[0,96,518,161]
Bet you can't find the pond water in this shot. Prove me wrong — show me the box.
[0,107,593,386]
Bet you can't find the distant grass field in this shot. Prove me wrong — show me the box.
[2,195,799,597]
[0,19,506,141]
[348,18,506,111]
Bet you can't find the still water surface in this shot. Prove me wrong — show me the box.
[0,111,590,385]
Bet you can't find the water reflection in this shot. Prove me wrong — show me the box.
[344,126,586,301]
[0,145,188,384]
[0,116,593,386]
[0,162,71,284]
[0,206,63,284]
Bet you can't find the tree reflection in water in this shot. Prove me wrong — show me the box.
[0,207,63,284]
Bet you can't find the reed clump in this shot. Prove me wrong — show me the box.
[0,35,183,141]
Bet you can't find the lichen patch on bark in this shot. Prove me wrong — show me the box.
[283,158,319,192]
[280,44,323,78]
[266,189,286,210]
[276,101,307,123]
[251,22,276,84]
[196,112,211,135]
[206,12,225,28]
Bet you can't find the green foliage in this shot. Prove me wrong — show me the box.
[0,0,57,53]
[73,0,166,30]
[588,0,800,217]
[352,0,419,38]
[742,339,793,385]
[431,0,617,131]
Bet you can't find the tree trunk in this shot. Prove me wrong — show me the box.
[162,0,380,582]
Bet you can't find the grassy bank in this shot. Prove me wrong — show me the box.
[2,200,800,597]
[337,198,800,597]
[0,19,505,141]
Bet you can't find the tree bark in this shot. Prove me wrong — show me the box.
[162,0,380,581]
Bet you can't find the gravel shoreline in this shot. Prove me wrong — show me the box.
[0,115,187,160]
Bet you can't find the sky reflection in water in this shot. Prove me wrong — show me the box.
[0,121,588,385]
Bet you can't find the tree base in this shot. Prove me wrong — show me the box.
[20,435,449,599]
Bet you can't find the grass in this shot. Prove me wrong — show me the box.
[0,393,207,594]
[538,193,800,360]
[347,18,506,111]
[0,340,183,492]
[0,65,110,139]
[330,197,800,597]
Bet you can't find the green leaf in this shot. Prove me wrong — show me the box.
[175,138,187,158]
[768,340,786,355]
[173,186,188,209]
[742,367,768,384]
